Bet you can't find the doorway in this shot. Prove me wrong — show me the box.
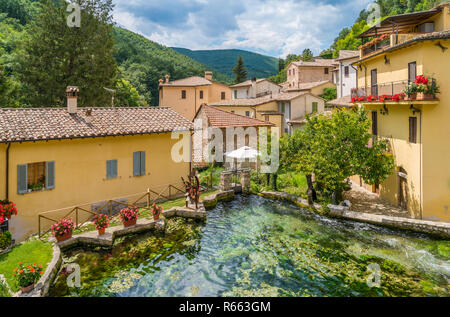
[398,167,408,210]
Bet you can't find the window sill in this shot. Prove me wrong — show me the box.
[19,188,53,195]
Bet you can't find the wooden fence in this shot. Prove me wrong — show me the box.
[38,183,185,239]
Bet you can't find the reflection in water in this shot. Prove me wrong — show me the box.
[49,195,450,297]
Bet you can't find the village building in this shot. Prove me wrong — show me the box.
[0,88,193,241]
[284,57,336,91]
[158,71,232,121]
[282,80,336,96]
[230,78,281,99]
[209,92,326,135]
[352,3,450,222]
[193,104,274,167]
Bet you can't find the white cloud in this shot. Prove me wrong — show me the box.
[112,0,372,57]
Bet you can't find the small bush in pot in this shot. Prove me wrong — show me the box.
[119,206,140,227]
[0,231,12,249]
[13,262,43,293]
[93,214,110,235]
[51,218,74,242]
[150,203,163,220]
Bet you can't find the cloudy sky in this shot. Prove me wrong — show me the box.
[112,0,373,58]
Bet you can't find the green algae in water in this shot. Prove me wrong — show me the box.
[49,196,450,297]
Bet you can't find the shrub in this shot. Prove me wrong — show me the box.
[13,262,43,288]
[93,214,110,230]
[0,231,12,249]
[150,204,163,217]
[51,218,74,237]
[118,206,140,222]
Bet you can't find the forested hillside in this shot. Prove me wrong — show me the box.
[0,0,231,108]
[114,28,232,105]
[172,48,278,80]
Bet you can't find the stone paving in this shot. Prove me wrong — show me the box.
[343,181,411,218]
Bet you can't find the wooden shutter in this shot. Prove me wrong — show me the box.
[46,161,55,189]
[372,111,378,136]
[17,164,28,194]
[408,62,417,83]
[112,160,118,178]
[106,160,111,179]
[409,117,417,143]
[140,152,146,175]
[133,152,141,176]
[371,69,378,96]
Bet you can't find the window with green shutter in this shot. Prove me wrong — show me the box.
[312,102,318,113]
[133,152,146,177]
[17,160,55,194]
[106,160,118,179]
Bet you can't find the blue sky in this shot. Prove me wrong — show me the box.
[112,0,373,58]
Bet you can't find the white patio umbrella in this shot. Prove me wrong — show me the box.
[225,146,260,160]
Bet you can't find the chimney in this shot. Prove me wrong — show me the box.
[66,86,79,114]
[165,74,170,83]
[158,79,164,85]
[204,71,213,81]
[251,77,257,98]
[85,108,92,124]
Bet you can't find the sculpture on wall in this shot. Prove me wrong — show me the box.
[181,171,201,209]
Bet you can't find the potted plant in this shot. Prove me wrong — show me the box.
[424,79,440,100]
[392,94,404,102]
[357,96,366,102]
[367,95,377,102]
[150,203,163,221]
[51,218,74,242]
[13,262,43,294]
[0,200,17,220]
[403,82,418,100]
[93,214,110,236]
[119,206,140,227]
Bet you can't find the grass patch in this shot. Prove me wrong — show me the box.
[251,171,308,198]
[0,239,53,292]
[0,278,11,297]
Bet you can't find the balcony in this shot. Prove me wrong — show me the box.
[360,33,425,58]
[351,78,440,106]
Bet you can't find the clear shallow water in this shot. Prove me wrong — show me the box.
[49,195,450,297]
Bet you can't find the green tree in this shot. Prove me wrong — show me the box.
[301,48,314,62]
[114,78,146,107]
[232,54,248,84]
[319,87,337,101]
[16,0,117,107]
[280,109,395,205]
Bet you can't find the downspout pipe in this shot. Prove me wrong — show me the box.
[5,143,11,200]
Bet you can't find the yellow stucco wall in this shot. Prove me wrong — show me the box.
[356,39,450,222]
[310,82,336,96]
[160,82,232,121]
[1,133,191,241]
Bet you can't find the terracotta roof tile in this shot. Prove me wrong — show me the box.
[292,58,336,67]
[0,107,193,143]
[197,104,273,128]
[210,91,310,107]
[159,76,212,87]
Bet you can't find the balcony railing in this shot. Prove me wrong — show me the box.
[360,33,427,58]
[351,80,409,97]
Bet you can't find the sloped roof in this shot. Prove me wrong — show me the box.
[292,58,336,67]
[209,91,313,107]
[284,80,332,92]
[159,76,213,87]
[196,104,273,128]
[0,107,193,143]
[326,95,353,108]
[355,29,450,64]
[335,50,359,61]
[230,78,280,88]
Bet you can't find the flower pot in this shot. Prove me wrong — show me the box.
[422,93,435,100]
[20,283,35,294]
[98,228,105,236]
[153,214,160,221]
[6,215,11,220]
[405,94,417,101]
[123,218,137,228]
[56,231,73,242]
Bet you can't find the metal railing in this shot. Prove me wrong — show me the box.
[362,38,390,57]
[37,183,185,239]
[352,80,410,97]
